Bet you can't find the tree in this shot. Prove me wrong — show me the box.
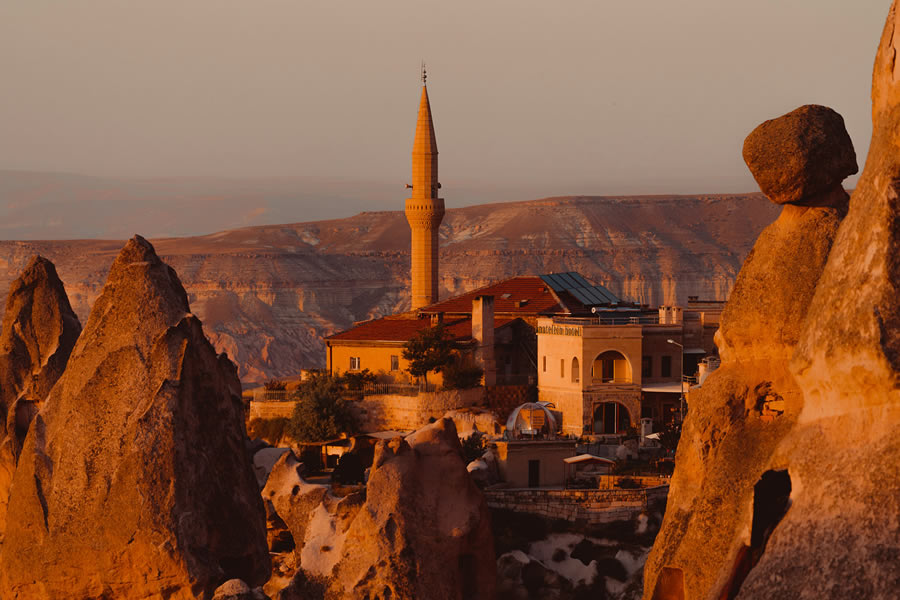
[402,324,454,385]
[287,374,357,443]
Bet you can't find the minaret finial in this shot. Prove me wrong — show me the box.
[421,61,427,85]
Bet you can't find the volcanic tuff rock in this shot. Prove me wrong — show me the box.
[328,419,496,599]
[0,194,780,384]
[265,419,495,600]
[0,236,269,599]
[0,255,81,434]
[645,5,900,599]
[742,104,858,206]
[0,255,81,540]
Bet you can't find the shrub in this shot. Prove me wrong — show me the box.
[442,358,484,390]
[460,432,487,464]
[264,379,287,391]
[343,368,377,391]
[247,417,288,444]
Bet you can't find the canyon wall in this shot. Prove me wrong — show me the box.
[0,194,779,384]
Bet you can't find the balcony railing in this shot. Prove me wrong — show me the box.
[590,378,634,385]
[551,316,661,326]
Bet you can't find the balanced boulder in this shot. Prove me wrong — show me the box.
[742,104,857,206]
[0,236,269,599]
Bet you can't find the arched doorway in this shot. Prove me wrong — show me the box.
[592,351,632,384]
[592,402,631,434]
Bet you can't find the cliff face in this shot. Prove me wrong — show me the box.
[0,194,779,384]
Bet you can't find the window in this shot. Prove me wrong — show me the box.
[661,355,672,378]
[542,356,547,372]
[560,358,565,378]
[571,357,580,383]
[349,356,361,371]
[642,356,652,378]
[390,355,399,371]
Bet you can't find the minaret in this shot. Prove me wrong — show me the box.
[405,65,445,310]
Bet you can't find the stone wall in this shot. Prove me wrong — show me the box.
[485,384,536,421]
[249,400,297,421]
[350,387,485,432]
[484,485,668,525]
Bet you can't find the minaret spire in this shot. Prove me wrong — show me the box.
[405,69,445,310]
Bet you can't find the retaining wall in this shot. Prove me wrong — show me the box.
[484,485,668,525]
[350,387,485,432]
[249,400,297,421]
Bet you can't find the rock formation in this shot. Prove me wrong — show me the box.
[0,255,81,437]
[264,419,496,600]
[0,255,81,540]
[0,194,780,384]
[0,236,269,599]
[644,4,900,598]
[328,419,496,599]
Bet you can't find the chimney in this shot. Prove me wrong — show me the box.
[472,295,496,386]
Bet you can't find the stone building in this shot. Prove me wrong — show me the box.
[536,297,722,436]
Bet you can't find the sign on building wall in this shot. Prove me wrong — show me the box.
[536,324,582,337]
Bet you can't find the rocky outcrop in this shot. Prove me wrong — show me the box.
[643,103,857,596]
[0,255,81,540]
[0,236,269,599]
[0,194,780,384]
[328,419,496,599]
[265,420,496,599]
[734,4,900,597]
[645,4,900,598]
[0,255,81,439]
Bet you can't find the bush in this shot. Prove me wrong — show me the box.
[247,417,288,444]
[442,358,484,390]
[460,432,487,464]
[343,368,377,391]
[264,379,287,391]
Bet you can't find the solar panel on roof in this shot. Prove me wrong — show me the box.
[540,272,620,306]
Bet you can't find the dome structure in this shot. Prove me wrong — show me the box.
[505,402,559,439]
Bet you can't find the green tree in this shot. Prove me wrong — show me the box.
[287,375,357,443]
[402,324,454,385]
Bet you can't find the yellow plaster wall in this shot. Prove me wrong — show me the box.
[328,342,446,386]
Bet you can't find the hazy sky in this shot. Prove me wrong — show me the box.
[0,1,889,198]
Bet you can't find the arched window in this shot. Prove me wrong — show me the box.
[591,350,632,383]
[571,357,580,383]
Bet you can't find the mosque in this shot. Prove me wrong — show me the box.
[325,74,722,437]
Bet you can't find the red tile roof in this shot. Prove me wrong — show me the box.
[419,276,569,315]
[326,315,518,343]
